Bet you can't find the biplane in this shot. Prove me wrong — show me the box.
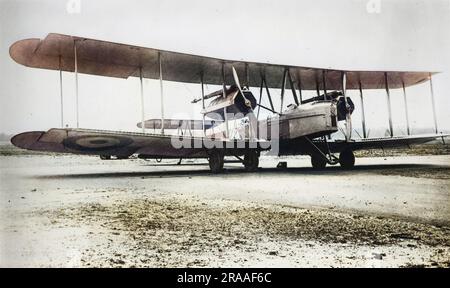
[9,33,446,173]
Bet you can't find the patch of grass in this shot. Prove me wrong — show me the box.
[377,167,450,180]
[46,199,450,267]
[0,144,58,156]
[53,200,450,248]
[355,144,450,157]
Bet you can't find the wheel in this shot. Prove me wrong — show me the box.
[100,155,111,160]
[208,150,224,173]
[277,161,287,169]
[311,155,327,169]
[243,150,259,172]
[339,150,355,169]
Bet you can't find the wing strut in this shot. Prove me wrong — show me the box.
[280,68,287,112]
[384,72,394,137]
[159,52,165,135]
[139,67,145,133]
[287,69,299,106]
[402,80,411,135]
[221,63,229,138]
[358,79,367,138]
[257,77,263,119]
[261,74,275,111]
[263,76,275,112]
[429,73,438,134]
[245,63,250,89]
[200,73,206,136]
[74,39,79,128]
[315,72,320,97]
[297,71,303,104]
[58,55,64,128]
[342,72,352,141]
[322,70,328,100]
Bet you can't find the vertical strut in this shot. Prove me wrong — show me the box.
[358,80,367,138]
[159,52,165,135]
[429,73,438,134]
[139,67,145,133]
[342,72,351,141]
[287,69,299,105]
[245,63,249,89]
[201,73,205,135]
[263,76,275,111]
[384,72,393,137]
[222,63,229,138]
[257,76,263,119]
[280,68,287,112]
[322,70,327,100]
[402,80,410,135]
[74,40,79,128]
[59,55,64,128]
[315,73,320,97]
[297,71,303,104]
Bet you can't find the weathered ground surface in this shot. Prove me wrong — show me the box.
[0,147,449,267]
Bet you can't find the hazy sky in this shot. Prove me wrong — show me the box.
[1,0,449,137]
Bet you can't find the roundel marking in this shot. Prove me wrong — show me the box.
[63,135,133,152]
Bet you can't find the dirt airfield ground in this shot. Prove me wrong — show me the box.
[0,144,449,268]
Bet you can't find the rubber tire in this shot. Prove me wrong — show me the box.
[339,150,355,169]
[209,150,224,174]
[244,150,259,172]
[100,155,111,160]
[311,155,327,169]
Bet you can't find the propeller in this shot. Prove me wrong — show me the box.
[342,72,352,141]
[232,66,257,139]
[232,66,252,108]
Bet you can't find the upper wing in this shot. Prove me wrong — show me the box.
[11,128,267,158]
[10,33,434,90]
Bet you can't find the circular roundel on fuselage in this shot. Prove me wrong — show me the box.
[63,135,133,152]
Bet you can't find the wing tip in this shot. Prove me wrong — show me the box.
[10,131,45,149]
[9,38,41,67]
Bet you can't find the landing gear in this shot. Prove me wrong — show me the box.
[243,150,259,172]
[311,155,327,169]
[339,149,355,169]
[208,150,224,174]
[100,155,111,160]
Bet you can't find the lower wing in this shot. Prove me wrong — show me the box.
[326,134,448,153]
[11,128,267,158]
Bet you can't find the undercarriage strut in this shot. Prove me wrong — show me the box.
[304,136,339,165]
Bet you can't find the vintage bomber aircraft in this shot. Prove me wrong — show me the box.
[9,33,446,173]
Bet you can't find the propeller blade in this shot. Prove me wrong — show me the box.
[232,66,251,108]
[232,66,242,90]
[346,113,352,140]
[232,66,257,139]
